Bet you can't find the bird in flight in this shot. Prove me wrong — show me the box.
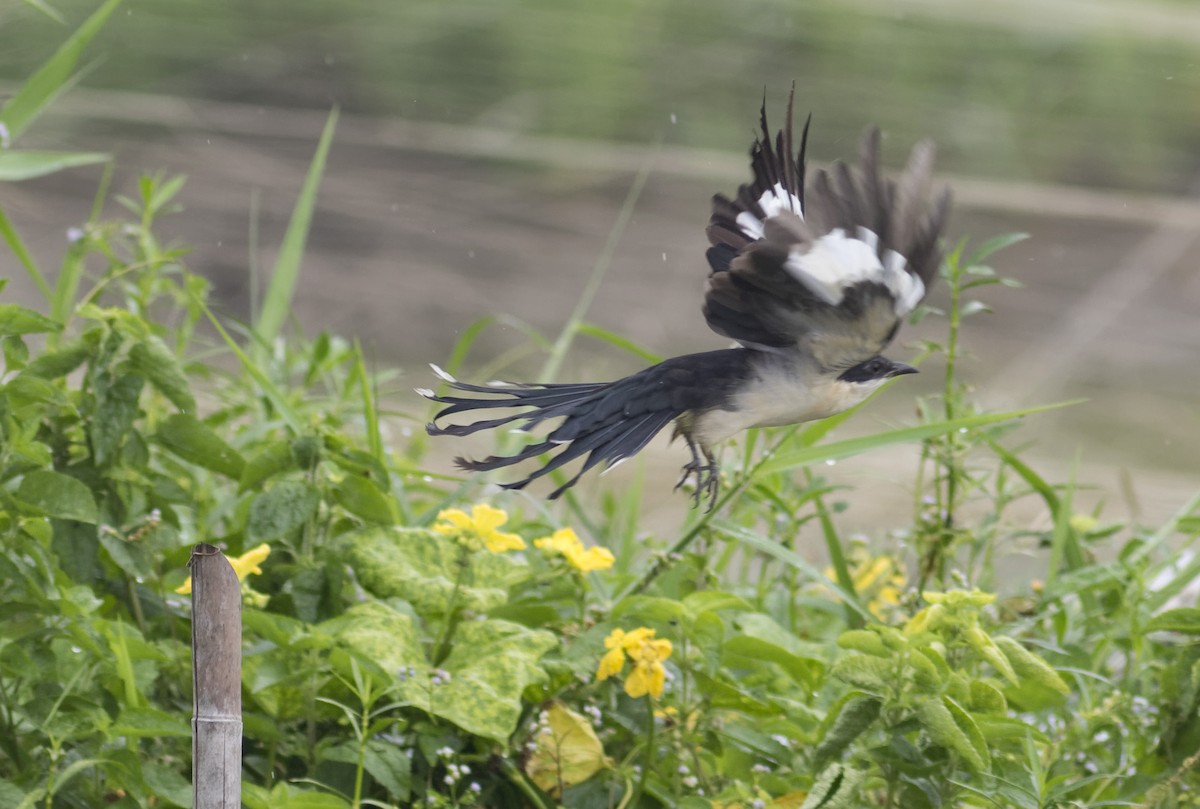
[420,90,951,508]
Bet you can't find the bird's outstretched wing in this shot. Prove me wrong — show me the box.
[704,92,951,370]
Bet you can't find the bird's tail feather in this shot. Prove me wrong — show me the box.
[422,375,680,499]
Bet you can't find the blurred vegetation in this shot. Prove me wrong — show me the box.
[1,0,1199,192]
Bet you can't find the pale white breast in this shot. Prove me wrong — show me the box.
[690,364,884,448]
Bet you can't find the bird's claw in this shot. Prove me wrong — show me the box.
[674,460,720,510]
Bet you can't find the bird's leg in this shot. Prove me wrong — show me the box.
[675,436,720,510]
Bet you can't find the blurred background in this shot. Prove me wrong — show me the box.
[3,0,1199,526]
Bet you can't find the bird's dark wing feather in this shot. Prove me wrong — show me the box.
[703,92,951,370]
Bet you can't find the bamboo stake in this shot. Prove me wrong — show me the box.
[190,543,242,808]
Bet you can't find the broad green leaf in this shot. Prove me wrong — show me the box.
[527,702,612,795]
[836,629,892,658]
[813,695,881,767]
[361,616,557,741]
[127,337,195,412]
[681,590,753,618]
[332,473,396,524]
[0,303,61,335]
[724,635,823,689]
[4,374,69,413]
[689,670,780,715]
[342,527,528,614]
[0,150,109,182]
[110,706,190,738]
[829,654,892,693]
[1146,607,1200,635]
[247,481,319,542]
[0,0,123,140]
[362,740,412,800]
[156,413,245,478]
[16,469,97,523]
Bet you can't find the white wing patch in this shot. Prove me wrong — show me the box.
[736,182,804,241]
[784,228,925,315]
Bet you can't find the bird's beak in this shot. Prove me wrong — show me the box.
[889,362,919,377]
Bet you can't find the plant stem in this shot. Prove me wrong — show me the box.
[432,545,471,666]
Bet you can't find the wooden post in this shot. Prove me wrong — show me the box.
[190,543,242,808]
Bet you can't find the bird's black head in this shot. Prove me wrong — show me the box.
[837,355,918,383]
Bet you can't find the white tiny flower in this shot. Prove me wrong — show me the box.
[770,734,792,748]
[0,122,9,148]
[460,764,471,775]
[444,774,455,785]
[677,765,690,774]
[469,782,481,793]
[752,763,770,774]
[682,775,699,788]
[752,801,766,809]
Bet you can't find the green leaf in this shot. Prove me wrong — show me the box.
[247,481,320,542]
[240,441,298,491]
[799,764,866,809]
[0,303,62,336]
[156,413,245,478]
[723,635,824,689]
[342,527,529,614]
[1146,607,1200,635]
[127,337,195,412]
[836,629,892,658]
[0,150,109,182]
[757,402,1076,476]
[993,637,1069,695]
[20,334,93,378]
[16,470,97,523]
[92,372,143,465]
[969,680,1008,713]
[110,706,190,737]
[964,232,1029,268]
[943,696,991,771]
[829,654,892,694]
[362,740,412,800]
[335,604,556,741]
[331,473,396,524]
[813,695,881,767]
[2,335,28,369]
[0,0,124,141]
[255,108,339,351]
[915,696,989,772]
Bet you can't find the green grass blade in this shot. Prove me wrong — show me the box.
[192,293,304,434]
[0,0,123,141]
[575,322,662,364]
[538,145,657,383]
[756,402,1079,476]
[50,240,87,335]
[353,339,383,462]
[987,439,1060,513]
[254,107,338,352]
[20,0,66,24]
[0,206,52,299]
[0,150,110,182]
[710,519,874,622]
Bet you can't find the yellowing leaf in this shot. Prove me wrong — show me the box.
[526,702,611,795]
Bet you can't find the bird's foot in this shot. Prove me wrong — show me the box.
[674,460,720,510]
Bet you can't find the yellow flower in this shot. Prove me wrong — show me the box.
[434,503,526,553]
[176,542,271,595]
[596,627,672,699]
[534,528,614,573]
